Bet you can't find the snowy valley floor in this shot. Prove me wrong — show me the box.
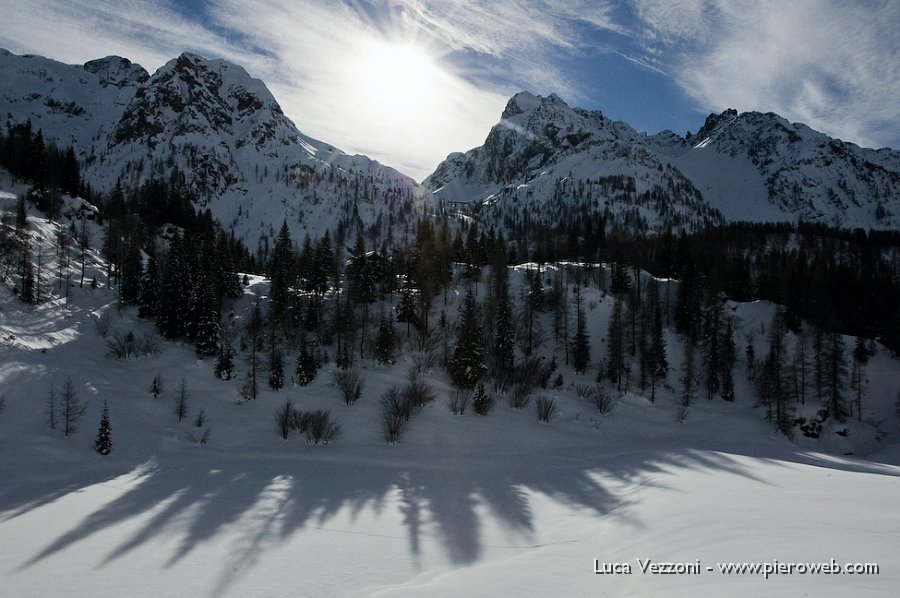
[1,280,899,597]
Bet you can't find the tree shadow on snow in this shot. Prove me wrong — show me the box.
[5,438,899,595]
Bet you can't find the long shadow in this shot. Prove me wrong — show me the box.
[4,434,899,595]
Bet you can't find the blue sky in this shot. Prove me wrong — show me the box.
[1,0,898,181]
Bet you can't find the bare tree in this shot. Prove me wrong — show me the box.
[60,377,86,436]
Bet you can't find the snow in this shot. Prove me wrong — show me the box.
[1,233,899,596]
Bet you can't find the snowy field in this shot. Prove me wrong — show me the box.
[1,212,899,597]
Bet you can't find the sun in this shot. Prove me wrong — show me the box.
[353,40,441,123]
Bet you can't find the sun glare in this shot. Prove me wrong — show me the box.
[354,41,441,123]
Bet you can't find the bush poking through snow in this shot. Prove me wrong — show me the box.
[274,400,340,444]
[304,410,340,444]
[535,396,559,423]
[333,369,364,406]
[449,390,470,415]
[106,331,159,358]
[381,387,410,444]
[576,383,615,414]
[404,373,436,410]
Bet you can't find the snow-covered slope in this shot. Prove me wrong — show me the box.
[0,49,429,244]
[427,92,900,232]
[1,246,898,597]
[652,109,900,228]
[426,92,724,235]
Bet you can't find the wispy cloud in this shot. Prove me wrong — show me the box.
[631,0,900,148]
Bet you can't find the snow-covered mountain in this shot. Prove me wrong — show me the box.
[427,92,900,231]
[0,49,429,244]
[426,91,724,235]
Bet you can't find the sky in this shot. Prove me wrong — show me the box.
[1,0,898,182]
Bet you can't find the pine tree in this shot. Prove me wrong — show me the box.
[758,310,793,434]
[525,269,544,355]
[647,304,668,402]
[823,332,849,420]
[492,276,515,376]
[150,373,162,397]
[269,220,295,320]
[851,336,871,422]
[94,401,112,455]
[572,285,590,374]
[448,288,486,389]
[296,340,319,385]
[606,297,625,390]
[174,378,189,421]
[681,337,696,407]
[269,350,284,391]
[472,382,494,415]
[374,314,397,365]
[215,335,235,380]
[195,309,221,358]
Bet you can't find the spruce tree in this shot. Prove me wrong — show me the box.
[94,401,112,455]
[215,335,235,380]
[647,304,668,402]
[296,341,319,385]
[606,297,625,390]
[374,314,397,364]
[492,277,515,376]
[572,285,591,374]
[448,288,486,389]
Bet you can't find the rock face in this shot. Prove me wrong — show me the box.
[0,49,429,244]
[427,91,900,232]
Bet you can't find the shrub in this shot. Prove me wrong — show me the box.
[275,400,340,444]
[333,368,364,405]
[304,410,340,444]
[449,390,470,415]
[404,373,435,410]
[535,396,559,423]
[275,399,294,440]
[576,383,615,414]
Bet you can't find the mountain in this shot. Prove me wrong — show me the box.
[0,49,429,244]
[425,91,724,236]
[426,91,900,232]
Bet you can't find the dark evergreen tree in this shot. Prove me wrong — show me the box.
[94,401,112,455]
[374,314,397,365]
[823,332,849,420]
[646,304,668,402]
[269,350,285,391]
[296,341,319,385]
[448,288,486,389]
[525,269,544,355]
[606,297,625,390]
[472,382,493,416]
[174,378,189,421]
[195,309,220,358]
[138,251,159,318]
[851,336,871,422]
[150,373,162,397]
[758,310,793,434]
[215,335,235,380]
[572,285,591,374]
[492,275,515,376]
[269,220,295,320]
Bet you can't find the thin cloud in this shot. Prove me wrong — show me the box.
[631,0,900,148]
